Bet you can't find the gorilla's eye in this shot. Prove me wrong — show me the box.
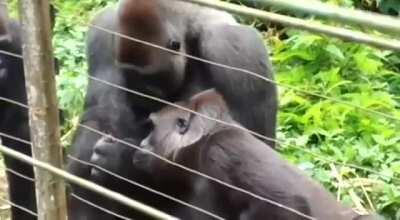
[176,118,189,134]
[167,40,181,51]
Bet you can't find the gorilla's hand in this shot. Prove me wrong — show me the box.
[89,137,138,184]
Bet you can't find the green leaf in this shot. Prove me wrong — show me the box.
[353,52,383,75]
[325,44,345,60]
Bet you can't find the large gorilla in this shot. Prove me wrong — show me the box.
[0,13,36,220]
[68,0,277,219]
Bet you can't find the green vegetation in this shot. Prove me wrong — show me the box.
[52,0,116,145]
[6,0,400,219]
[273,31,400,218]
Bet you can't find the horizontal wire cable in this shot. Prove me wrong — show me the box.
[0,166,37,217]
[68,155,225,220]
[70,193,133,220]
[0,49,23,59]
[1,164,137,220]
[0,97,29,109]
[0,197,38,217]
[5,168,35,182]
[0,131,31,145]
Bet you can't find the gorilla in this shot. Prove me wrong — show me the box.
[84,0,277,143]
[0,12,36,220]
[68,0,277,218]
[100,88,377,220]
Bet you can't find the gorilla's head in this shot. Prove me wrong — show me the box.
[140,89,233,160]
[116,0,187,99]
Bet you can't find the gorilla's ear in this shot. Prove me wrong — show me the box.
[191,88,227,120]
[177,89,226,147]
[169,89,225,150]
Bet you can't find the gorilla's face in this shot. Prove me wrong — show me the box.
[140,89,229,160]
[117,0,187,99]
[140,102,200,160]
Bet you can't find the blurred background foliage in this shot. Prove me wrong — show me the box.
[5,0,400,219]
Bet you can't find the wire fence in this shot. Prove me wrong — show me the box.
[0,0,398,219]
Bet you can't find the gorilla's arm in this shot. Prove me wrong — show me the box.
[197,24,277,147]
[67,104,145,219]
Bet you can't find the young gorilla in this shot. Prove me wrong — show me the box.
[126,89,378,220]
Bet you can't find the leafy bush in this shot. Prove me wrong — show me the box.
[272,30,400,218]
[52,0,115,145]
